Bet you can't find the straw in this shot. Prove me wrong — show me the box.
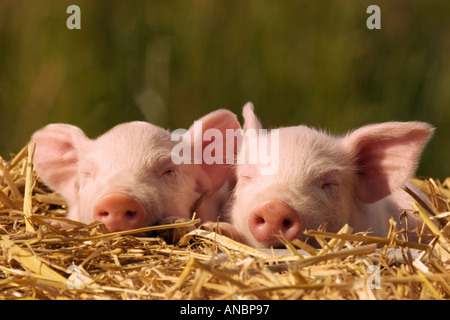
[0,144,449,300]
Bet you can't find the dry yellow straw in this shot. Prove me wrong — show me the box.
[23,143,36,232]
[1,236,67,288]
[1,143,449,300]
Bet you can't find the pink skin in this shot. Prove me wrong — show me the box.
[32,109,240,232]
[228,103,434,248]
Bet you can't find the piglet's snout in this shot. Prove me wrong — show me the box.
[94,193,146,232]
[248,199,302,244]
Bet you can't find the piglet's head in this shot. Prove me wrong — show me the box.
[230,103,434,248]
[32,109,240,232]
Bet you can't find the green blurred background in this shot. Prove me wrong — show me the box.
[0,0,449,178]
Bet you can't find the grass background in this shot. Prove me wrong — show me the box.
[0,0,448,178]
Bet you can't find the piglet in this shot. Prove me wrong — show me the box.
[32,109,240,234]
[229,103,434,248]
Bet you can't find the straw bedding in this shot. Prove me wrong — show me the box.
[0,143,449,300]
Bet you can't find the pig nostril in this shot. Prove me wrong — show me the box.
[125,210,137,218]
[283,219,293,229]
[98,211,109,217]
[255,216,265,225]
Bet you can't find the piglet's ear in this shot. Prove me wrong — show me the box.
[187,109,241,196]
[238,102,264,173]
[343,122,434,203]
[32,124,92,204]
[242,102,262,131]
